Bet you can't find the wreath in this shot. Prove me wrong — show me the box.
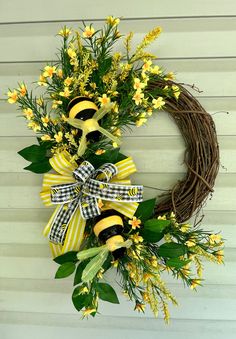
[7,17,224,321]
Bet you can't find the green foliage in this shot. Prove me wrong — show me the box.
[96,282,119,304]
[55,262,76,279]
[24,159,51,173]
[72,287,93,312]
[74,260,89,286]
[18,144,47,162]
[141,219,170,243]
[166,258,191,269]
[54,251,78,264]
[135,198,156,222]
[157,242,188,258]
[87,148,126,168]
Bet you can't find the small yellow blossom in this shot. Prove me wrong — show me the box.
[41,115,50,127]
[58,27,71,38]
[38,75,47,86]
[165,72,175,80]
[54,131,63,143]
[64,77,73,86]
[97,268,104,279]
[36,98,44,106]
[67,47,77,59]
[130,233,143,244]
[59,87,72,98]
[106,16,120,26]
[132,89,144,105]
[43,65,56,78]
[27,121,41,132]
[152,97,165,109]
[143,272,153,283]
[7,90,18,104]
[215,250,224,264]
[142,292,149,302]
[111,260,119,268]
[112,142,119,148]
[134,303,146,313]
[82,308,96,318]
[151,65,161,75]
[180,223,190,232]
[128,216,141,230]
[23,108,34,120]
[52,100,63,109]
[142,60,152,72]
[80,286,89,294]
[95,149,106,155]
[18,83,27,97]
[83,25,95,38]
[209,234,222,244]
[98,93,111,106]
[147,108,153,116]
[150,255,158,268]
[133,78,146,90]
[97,199,104,209]
[190,279,202,290]
[157,215,167,220]
[172,85,180,99]
[113,128,121,137]
[185,239,196,247]
[57,69,63,78]
[41,134,51,141]
[136,113,147,127]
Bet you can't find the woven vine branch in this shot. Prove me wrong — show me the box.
[151,80,220,223]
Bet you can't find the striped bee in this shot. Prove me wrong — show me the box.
[73,186,81,194]
[128,187,138,196]
[51,188,60,195]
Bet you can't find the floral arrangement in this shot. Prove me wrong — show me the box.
[7,17,224,321]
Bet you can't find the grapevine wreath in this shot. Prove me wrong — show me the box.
[8,17,224,321]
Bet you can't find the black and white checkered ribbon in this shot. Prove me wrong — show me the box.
[48,161,143,244]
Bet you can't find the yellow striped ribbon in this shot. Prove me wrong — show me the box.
[40,151,139,258]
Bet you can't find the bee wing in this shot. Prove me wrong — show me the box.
[67,118,85,129]
[92,103,113,121]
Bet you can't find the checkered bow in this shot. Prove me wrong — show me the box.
[48,160,143,245]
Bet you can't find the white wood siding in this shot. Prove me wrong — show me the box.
[0,1,236,338]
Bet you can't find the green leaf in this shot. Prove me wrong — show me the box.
[144,219,170,232]
[157,242,188,258]
[72,287,93,312]
[54,251,78,264]
[140,230,164,243]
[135,198,156,222]
[96,283,119,304]
[87,148,126,168]
[55,262,76,279]
[82,248,109,283]
[24,159,51,173]
[166,258,191,269]
[73,260,89,286]
[18,144,46,162]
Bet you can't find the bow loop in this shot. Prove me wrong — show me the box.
[73,161,95,182]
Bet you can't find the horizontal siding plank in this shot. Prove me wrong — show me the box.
[0,172,235,210]
[0,98,234,137]
[0,18,236,63]
[1,0,236,23]
[0,136,234,173]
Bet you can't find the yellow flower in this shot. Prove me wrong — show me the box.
[83,25,95,38]
[112,142,119,148]
[41,134,51,141]
[165,72,175,80]
[41,115,50,127]
[43,65,56,78]
[64,77,73,86]
[157,215,167,220]
[134,303,146,313]
[185,239,196,247]
[130,233,143,244]
[58,27,71,38]
[132,89,144,105]
[143,272,153,283]
[7,90,18,104]
[38,75,47,86]
[52,100,63,109]
[151,65,161,75]
[82,308,96,318]
[57,69,63,78]
[95,149,106,155]
[54,131,63,143]
[152,97,165,109]
[180,223,190,232]
[27,121,41,132]
[142,60,152,72]
[36,98,44,106]
[23,108,34,120]
[209,234,222,244]
[106,16,120,26]
[67,47,77,59]
[147,108,153,116]
[128,216,141,230]
[59,87,72,98]
[133,78,146,90]
[98,94,111,106]
[97,199,104,209]
[18,83,27,97]
[172,85,180,99]
[150,255,158,268]
[97,268,104,279]
[111,260,119,268]
[136,113,147,127]
[215,250,224,264]
[190,279,202,290]
[80,286,89,294]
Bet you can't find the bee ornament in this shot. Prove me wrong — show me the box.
[67,96,121,157]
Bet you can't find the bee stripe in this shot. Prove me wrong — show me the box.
[69,101,98,119]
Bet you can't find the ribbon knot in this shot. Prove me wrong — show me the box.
[47,159,143,245]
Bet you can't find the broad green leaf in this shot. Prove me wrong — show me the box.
[55,262,76,279]
[77,245,106,261]
[18,144,46,162]
[72,287,93,312]
[82,248,109,283]
[87,148,125,168]
[166,258,191,269]
[24,159,51,173]
[144,219,170,232]
[54,251,78,264]
[96,282,119,304]
[135,198,156,222]
[73,260,89,286]
[140,230,164,243]
[157,242,188,258]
